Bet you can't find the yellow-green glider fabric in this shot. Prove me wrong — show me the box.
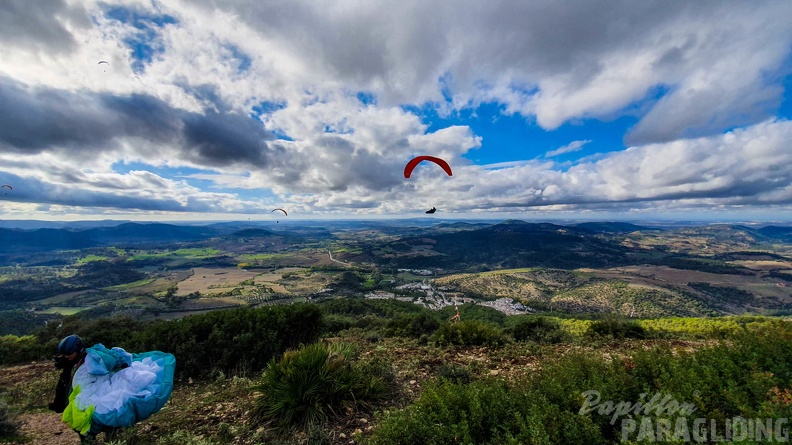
[61,385,94,434]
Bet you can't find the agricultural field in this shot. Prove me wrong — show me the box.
[588,264,792,304]
[173,267,262,297]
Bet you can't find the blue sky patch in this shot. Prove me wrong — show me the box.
[405,102,637,166]
[103,5,177,73]
[250,101,293,140]
[252,101,287,116]
[224,44,252,73]
[103,5,178,29]
[356,92,377,106]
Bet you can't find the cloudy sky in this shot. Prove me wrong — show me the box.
[1,0,792,221]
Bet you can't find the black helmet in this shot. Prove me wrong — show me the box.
[57,334,85,356]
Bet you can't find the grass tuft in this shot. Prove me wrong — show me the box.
[251,342,390,430]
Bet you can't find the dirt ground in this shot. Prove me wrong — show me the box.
[0,363,80,444]
[7,412,81,445]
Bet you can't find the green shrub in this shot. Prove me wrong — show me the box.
[322,314,355,336]
[36,315,144,352]
[434,363,473,384]
[587,318,646,339]
[318,298,425,318]
[251,342,390,430]
[0,335,49,365]
[0,310,49,337]
[364,332,382,343]
[384,314,440,338]
[369,321,792,445]
[0,401,19,440]
[431,321,507,347]
[508,316,568,344]
[132,304,324,380]
[523,323,792,442]
[368,379,603,445]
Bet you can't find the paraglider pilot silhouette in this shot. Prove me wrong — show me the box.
[49,334,176,444]
[426,207,436,214]
[50,335,86,413]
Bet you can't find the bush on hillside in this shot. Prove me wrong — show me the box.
[0,335,49,366]
[587,317,646,339]
[318,298,425,318]
[322,314,356,336]
[35,315,145,353]
[0,402,19,439]
[368,378,602,445]
[251,342,391,429]
[372,323,792,444]
[507,316,568,344]
[431,321,507,347]
[439,304,507,326]
[433,363,473,384]
[384,313,440,338]
[132,304,324,380]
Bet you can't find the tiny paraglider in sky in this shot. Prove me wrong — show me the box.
[425,207,436,214]
[98,60,109,72]
[1,184,11,196]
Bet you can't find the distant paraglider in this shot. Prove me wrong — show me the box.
[1,185,10,196]
[98,61,109,72]
[403,156,452,178]
[271,208,287,223]
[425,207,436,214]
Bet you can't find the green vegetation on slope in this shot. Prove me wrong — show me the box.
[2,301,792,444]
[369,323,792,444]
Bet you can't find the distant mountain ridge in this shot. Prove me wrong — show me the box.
[757,226,792,241]
[1,219,790,254]
[0,223,222,252]
[574,221,660,233]
[0,220,132,230]
[377,220,632,270]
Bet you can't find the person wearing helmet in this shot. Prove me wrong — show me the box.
[50,335,124,444]
[49,334,86,414]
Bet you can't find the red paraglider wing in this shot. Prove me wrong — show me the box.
[1,185,11,190]
[271,208,288,216]
[403,156,452,178]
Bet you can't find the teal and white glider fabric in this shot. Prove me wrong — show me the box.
[62,344,176,434]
